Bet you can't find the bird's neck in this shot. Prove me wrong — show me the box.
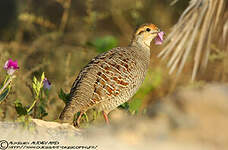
[130,35,151,50]
[130,40,151,57]
[129,41,151,72]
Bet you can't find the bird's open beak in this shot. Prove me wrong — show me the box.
[154,30,164,45]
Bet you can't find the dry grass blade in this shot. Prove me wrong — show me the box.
[158,0,226,81]
[170,0,179,6]
[201,25,213,70]
[214,0,224,30]
[223,17,228,44]
[19,13,56,29]
[169,48,184,74]
[59,0,72,32]
[177,0,199,23]
[167,14,196,68]
[158,13,195,59]
[177,5,207,76]
[192,0,217,80]
[158,30,183,60]
[158,1,201,58]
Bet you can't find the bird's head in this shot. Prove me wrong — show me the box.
[131,23,164,49]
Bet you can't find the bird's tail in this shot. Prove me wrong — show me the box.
[59,104,79,123]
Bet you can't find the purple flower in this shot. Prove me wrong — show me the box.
[4,59,19,75]
[154,31,165,45]
[43,78,51,90]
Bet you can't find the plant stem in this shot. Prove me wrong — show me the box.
[0,75,15,94]
[84,112,89,122]
[3,75,9,85]
[27,97,38,113]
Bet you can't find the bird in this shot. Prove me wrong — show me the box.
[59,23,164,127]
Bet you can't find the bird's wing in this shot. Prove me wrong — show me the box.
[67,47,136,112]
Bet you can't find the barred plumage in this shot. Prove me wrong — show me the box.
[59,23,163,126]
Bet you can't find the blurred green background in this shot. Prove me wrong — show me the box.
[0,0,226,121]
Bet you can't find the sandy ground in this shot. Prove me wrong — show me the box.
[0,83,228,150]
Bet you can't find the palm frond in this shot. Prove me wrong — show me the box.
[158,0,226,81]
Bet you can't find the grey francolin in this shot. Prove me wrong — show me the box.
[59,23,164,126]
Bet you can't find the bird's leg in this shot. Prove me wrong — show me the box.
[102,111,110,125]
[74,112,84,127]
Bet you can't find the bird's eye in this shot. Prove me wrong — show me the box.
[146,28,151,32]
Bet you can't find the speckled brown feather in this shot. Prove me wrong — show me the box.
[59,23,159,123]
[59,46,150,122]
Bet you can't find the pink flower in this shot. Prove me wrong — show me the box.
[154,31,165,45]
[4,59,19,75]
[43,78,51,90]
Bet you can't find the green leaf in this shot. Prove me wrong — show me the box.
[32,73,46,97]
[33,76,37,84]
[89,36,118,53]
[32,83,36,93]
[14,99,28,116]
[129,99,142,114]
[36,96,48,119]
[0,81,4,89]
[0,87,10,102]
[58,88,70,104]
[44,89,49,97]
[37,105,48,119]
[41,72,45,82]
[118,102,129,110]
[37,82,41,91]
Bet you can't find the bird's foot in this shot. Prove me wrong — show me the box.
[102,111,110,125]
